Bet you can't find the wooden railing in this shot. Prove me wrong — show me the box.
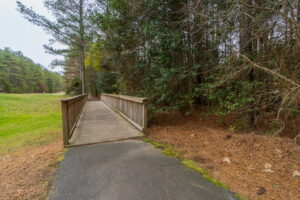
[101,93,148,132]
[61,94,88,146]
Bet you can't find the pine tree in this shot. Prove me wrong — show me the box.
[17,0,91,93]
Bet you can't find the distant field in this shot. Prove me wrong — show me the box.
[0,93,66,153]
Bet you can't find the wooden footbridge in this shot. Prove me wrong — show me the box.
[61,93,148,146]
[50,93,237,200]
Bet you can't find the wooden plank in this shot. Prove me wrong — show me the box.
[61,102,69,146]
[102,100,144,131]
[61,93,88,147]
[143,103,147,133]
[100,93,148,133]
[61,94,88,103]
[101,93,147,104]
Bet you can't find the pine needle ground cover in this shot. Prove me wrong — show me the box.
[147,110,300,200]
[0,93,65,200]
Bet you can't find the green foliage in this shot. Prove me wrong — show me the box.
[13,0,300,136]
[17,0,92,94]
[96,71,118,94]
[59,0,300,135]
[85,41,104,71]
[199,80,256,115]
[0,48,63,93]
[90,0,212,111]
[66,77,82,95]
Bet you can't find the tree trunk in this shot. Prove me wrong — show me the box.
[239,0,256,125]
[79,0,86,94]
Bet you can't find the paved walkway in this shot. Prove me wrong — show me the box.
[47,100,237,200]
[69,101,143,146]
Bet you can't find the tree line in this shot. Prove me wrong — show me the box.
[17,0,300,138]
[0,48,63,93]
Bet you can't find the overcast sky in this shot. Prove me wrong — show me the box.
[0,0,62,72]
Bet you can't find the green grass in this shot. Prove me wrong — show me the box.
[0,93,67,153]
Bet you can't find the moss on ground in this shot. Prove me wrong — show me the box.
[144,138,181,158]
[181,160,228,189]
[234,193,249,200]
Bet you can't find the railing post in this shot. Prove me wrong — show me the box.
[61,101,69,147]
[61,93,88,147]
[142,99,147,133]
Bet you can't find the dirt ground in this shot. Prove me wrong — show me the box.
[0,140,63,200]
[147,111,300,200]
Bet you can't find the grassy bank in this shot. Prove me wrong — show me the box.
[0,93,67,200]
[0,93,65,153]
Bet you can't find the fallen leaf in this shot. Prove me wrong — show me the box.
[263,163,274,173]
[223,157,231,164]
[275,149,282,154]
[275,149,283,158]
[264,163,272,169]
[293,171,300,177]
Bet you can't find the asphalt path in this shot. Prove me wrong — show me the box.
[47,140,237,200]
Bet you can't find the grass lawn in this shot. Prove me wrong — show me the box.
[0,93,66,153]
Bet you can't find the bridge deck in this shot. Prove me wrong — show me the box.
[48,99,237,200]
[69,100,143,146]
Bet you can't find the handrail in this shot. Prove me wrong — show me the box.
[61,95,87,103]
[101,93,147,104]
[61,94,88,146]
[101,93,148,132]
